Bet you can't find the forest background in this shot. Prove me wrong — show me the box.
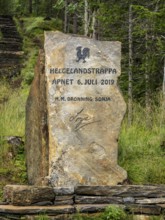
[0,0,165,199]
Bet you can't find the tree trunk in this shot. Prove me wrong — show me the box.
[46,0,53,17]
[84,0,89,36]
[34,0,39,16]
[128,4,133,126]
[145,24,152,128]
[163,58,165,97]
[162,58,165,123]
[73,12,78,34]
[92,10,97,39]
[50,0,53,16]
[29,0,33,14]
[64,0,68,33]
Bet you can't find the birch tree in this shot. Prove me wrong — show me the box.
[145,24,152,127]
[128,4,133,126]
[84,0,89,36]
[64,0,68,33]
[163,58,165,122]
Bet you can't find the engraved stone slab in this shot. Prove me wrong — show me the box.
[44,31,127,187]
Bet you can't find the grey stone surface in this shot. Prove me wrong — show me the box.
[0,16,23,78]
[126,205,161,215]
[54,200,74,206]
[75,185,165,197]
[136,198,165,204]
[123,197,135,204]
[44,31,127,187]
[133,216,151,220]
[32,201,53,206]
[54,196,74,206]
[75,204,125,213]
[3,185,55,206]
[75,196,122,204]
[3,185,28,203]
[0,205,75,214]
[53,187,74,195]
[25,50,49,185]
[55,196,74,201]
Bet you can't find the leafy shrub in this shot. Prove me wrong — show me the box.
[101,206,127,220]
[73,206,128,220]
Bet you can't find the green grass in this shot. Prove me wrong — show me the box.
[73,206,140,220]
[119,95,165,184]
[0,86,28,136]
[22,41,39,85]
[23,16,62,37]
[34,213,165,220]
[35,214,50,220]
[0,137,27,200]
[0,84,29,200]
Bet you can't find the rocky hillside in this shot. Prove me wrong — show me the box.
[0,16,23,78]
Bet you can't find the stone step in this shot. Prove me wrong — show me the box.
[75,195,123,204]
[0,37,22,42]
[0,24,16,28]
[0,65,22,70]
[0,15,13,19]
[0,62,21,68]
[0,20,15,26]
[75,185,165,198]
[0,19,13,24]
[0,205,75,215]
[0,67,21,78]
[0,64,20,69]
[0,16,23,78]
[0,53,23,60]
[1,26,17,31]
[0,204,164,216]
[1,32,21,39]
[1,28,20,34]
[0,42,22,51]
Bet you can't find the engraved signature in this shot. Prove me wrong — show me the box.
[69,108,100,131]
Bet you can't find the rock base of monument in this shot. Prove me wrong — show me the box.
[1,185,165,218]
[26,33,128,187]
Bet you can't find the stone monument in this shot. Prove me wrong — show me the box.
[26,31,127,187]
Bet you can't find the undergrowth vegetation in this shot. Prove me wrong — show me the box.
[0,85,28,137]
[119,95,165,184]
[14,16,62,85]
[35,206,164,220]
[0,83,28,199]
[0,16,62,198]
[73,206,129,220]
